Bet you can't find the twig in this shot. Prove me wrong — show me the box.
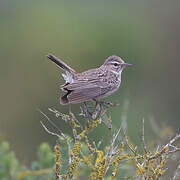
[172,164,180,180]
[40,121,62,139]
[148,134,180,161]
[123,129,143,159]
[38,109,67,141]
[69,111,83,131]
[67,139,72,164]
[141,118,148,154]
[54,143,61,180]
[48,107,70,122]
[105,126,121,173]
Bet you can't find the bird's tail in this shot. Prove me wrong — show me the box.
[47,54,76,74]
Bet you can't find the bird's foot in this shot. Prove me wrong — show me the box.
[98,100,118,108]
[83,102,93,126]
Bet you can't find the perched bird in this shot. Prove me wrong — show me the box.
[47,54,131,105]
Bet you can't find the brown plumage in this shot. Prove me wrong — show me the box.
[47,54,131,104]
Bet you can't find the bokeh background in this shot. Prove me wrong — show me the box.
[0,0,180,169]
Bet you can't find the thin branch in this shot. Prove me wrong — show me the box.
[38,109,67,141]
[172,164,180,180]
[40,121,62,139]
[67,139,72,164]
[69,111,83,130]
[141,118,148,154]
[123,129,143,159]
[148,134,180,161]
[167,148,180,155]
[105,126,121,172]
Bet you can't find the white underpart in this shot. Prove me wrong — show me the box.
[100,69,123,98]
[111,69,122,81]
[62,71,74,83]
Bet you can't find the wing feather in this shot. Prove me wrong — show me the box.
[61,79,108,90]
[67,87,108,104]
[60,78,110,104]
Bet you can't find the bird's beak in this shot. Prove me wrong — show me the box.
[122,63,132,67]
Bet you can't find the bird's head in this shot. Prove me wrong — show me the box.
[103,55,132,74]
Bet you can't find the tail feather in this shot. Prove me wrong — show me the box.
[47,54,76,74]
[60,91,72,104]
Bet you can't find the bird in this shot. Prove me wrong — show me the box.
[47,54,132,105]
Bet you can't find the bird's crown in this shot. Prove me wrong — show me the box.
[104,55,125,65]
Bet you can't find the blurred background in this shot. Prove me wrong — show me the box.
[0,0,180,170]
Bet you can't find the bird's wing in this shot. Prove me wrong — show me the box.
[61,79,108,91]
[66,86,108,104]
[60,79,110,104]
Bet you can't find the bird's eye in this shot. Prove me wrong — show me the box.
[113,63,118,67]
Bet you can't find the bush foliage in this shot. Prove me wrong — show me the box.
[0,105,180,180]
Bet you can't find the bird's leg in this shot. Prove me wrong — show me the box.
[100,101,115,107]
[83,102,92,116]
[83,102,92,126]
[68,104,72,113]
[93,99,116,108]
[92,99,105,118]
[91,99,100,119]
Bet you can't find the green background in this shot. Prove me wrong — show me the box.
[0,0,180,165]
